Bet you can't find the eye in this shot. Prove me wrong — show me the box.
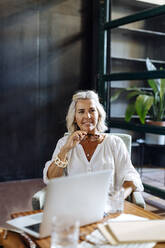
[78,109,85,114]
[90,108,96,112]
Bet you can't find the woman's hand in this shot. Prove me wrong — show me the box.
[123,181,136,199]
[62,131,87,153]
[47,131,87,180]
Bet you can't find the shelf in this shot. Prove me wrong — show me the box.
[114,0,163,9]
[136,0,164,7]
[103,70,165,81]
[110,118,165,135]
[143,183,165,199]
[98,1,165,137]
[98,0,165,198]
[112,56,165,65]
[111,115,140,119]
[113,27,165,37]
[111,86,149,90]
[111,86,151,90]
[105,5,165,29]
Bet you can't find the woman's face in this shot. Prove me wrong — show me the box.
[75,99,99,133]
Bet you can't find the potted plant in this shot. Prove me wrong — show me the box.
[111,58,165,144]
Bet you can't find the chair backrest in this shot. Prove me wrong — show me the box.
[65,132,132,156]
[110,133,132,156]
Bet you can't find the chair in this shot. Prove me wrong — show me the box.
[32,133,146,210]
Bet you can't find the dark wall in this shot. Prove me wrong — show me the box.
[0,0,93,181]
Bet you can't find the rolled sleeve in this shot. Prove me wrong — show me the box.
[43,136,68,184]
[112,136,143,192]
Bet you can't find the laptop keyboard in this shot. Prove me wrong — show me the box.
[26,223,40,233]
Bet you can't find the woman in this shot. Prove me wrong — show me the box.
[43,90,143,199]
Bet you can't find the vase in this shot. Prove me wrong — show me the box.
[145,120,165,145]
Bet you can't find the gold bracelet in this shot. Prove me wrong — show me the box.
[53,155,68,168]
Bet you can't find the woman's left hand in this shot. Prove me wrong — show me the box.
[123,181,136,199]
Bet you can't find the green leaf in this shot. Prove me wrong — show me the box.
[125,104,136,122]
[160,77,165,100]
[147,79,159,94]
[126,91,141,100]
[135,95,153,124]
[111,89,124,102]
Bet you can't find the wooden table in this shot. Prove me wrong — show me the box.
[11,201,164,248]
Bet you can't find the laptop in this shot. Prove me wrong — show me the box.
[7,170,112,238]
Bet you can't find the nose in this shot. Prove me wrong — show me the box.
[84,111,91,118]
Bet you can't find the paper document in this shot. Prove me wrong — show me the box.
[105,219,165,243]
[97,214,165,244]
[78,229,156,248]
[78,214,156,248]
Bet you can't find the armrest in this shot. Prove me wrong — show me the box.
[32,187,47,210]
[131,191,146,209]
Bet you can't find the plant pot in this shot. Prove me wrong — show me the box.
[145,120,165,145]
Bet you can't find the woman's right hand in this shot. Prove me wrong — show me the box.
[62,131,87,153]
[47,131,87,179]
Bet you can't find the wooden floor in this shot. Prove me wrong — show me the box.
[141,168,165,218]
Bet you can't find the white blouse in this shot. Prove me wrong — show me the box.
[43,134,143,191]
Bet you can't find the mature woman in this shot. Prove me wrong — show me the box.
[43,90,143,199]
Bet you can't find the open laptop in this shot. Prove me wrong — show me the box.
[7,170,112,238]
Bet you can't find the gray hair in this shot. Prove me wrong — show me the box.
[66,90,108,133]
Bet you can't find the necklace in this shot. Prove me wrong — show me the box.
[80,134,105,161]
[84,133,101,142]
[83,141,98,160]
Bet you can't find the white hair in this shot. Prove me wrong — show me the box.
[66,90,108,133]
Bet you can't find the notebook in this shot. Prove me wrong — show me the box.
[98,219,165,244]
[7,170,112,238]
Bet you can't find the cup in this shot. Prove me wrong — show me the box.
[107,187,124,214]
[51,216,79,248]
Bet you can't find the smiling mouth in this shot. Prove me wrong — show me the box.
[82,122,92,125]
